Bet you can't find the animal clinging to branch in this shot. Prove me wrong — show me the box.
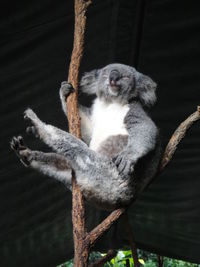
[11,63,161,210]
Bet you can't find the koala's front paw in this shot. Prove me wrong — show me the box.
[60,81,75,100]
[10,136,32,166]
[113,153,135,177]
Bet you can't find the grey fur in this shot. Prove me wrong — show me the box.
[80,63,157,107]
[11,63,161,210]
[10,136,72,187]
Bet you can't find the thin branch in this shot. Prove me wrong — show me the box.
[157,255,164,267]
[89,250,117,267]
[159,106,200,172]
[123,213,140,267]
[87,208,125,246]
[126,259,130,267]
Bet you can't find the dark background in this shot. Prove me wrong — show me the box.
[1,0,200,266]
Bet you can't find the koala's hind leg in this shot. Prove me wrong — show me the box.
[23,109,135,208]
[24,109,119,181]
[10,136,72,188]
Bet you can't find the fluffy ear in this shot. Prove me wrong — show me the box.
[136,73,157,108]
[79,69,100,95]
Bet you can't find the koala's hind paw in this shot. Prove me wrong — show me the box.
[10,136,26,151]
[60,81,75,99]
[10,136,32,166]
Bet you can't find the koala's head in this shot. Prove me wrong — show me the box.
[80,63,157,108]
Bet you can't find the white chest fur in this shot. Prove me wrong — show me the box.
[89,99,129,151]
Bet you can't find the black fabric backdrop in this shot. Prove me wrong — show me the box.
[1,0,200,266]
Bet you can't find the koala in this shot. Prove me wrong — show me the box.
[11,63,161,210]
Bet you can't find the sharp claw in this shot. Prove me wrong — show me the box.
[114,156,123,167]
[119,162,126,174]
[10,136,31,167]
[18,136,24,146]
[10,140,15,150]
[13,136,18,143]
[20,158,30,167]
[10,136,27,152]
[12,137,19,149]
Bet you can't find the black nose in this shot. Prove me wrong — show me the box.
[109,70,120,85]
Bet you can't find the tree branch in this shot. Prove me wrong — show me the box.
[89,250,117,267]
[66,0,91,266]
[123,213,140,267]
[157,255,164,267]
[87,208,125,246]
[159,106,200,173]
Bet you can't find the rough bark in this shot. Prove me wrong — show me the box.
[66,0,91,266]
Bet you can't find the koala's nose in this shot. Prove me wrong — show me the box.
[109,70,120,86]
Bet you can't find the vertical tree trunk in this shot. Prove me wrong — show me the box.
[66,0,91,266]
